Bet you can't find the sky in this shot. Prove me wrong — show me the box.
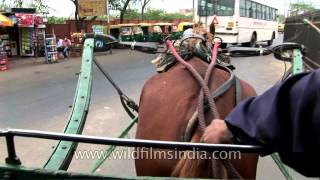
[47,0,320,18]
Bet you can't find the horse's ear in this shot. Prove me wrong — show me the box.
[209,21,215,35]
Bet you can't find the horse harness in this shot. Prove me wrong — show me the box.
[155,41,242,143]
[163,40,243,179]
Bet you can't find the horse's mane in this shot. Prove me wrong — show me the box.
[152,41,233,74]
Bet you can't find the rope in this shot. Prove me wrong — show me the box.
[166,40,219,120]
[93,57,139,118]
[166,40,242,179]
[197,42,220,132]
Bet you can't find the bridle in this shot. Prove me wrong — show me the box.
[166,38,243,179]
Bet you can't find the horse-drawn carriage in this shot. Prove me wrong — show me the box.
[1,16,316,179]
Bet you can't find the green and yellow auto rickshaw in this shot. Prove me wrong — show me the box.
[148,24,163,42]
[170,24,181,40]
[178,22,194,32]
[154,22,181,40]
[132,25,144,42]
[139,23,152,42]
[118,24,134,42]
[154,22,172,34]
[118,24,144,42]
[108,25,121,39]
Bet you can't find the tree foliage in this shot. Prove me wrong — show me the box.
[0,0,50,13]
[139,0,151,20]
[290,2,317,16]
[47,16,67,24]
[123,9,192,21]
[278,14,285,23]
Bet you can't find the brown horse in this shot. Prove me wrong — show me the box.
[135,56,258,179]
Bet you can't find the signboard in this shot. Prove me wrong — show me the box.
[15,13,34,27]
[34,16,44,25]
[92,25,105,35]
[78,0,107,17]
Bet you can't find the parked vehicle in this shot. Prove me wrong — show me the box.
[194,0,279,48]
[178,22,194,32]
[278,23,285,33]
[108,24,143,42]
[140,23,152,42]
[108,25,121,39]
[149,24,163,42]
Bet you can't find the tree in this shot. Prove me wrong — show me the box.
[139,0,151,20]
[278,14,285,23]
[290,2,316,16]
[1,0,49,13]
[119,0,133,23]
[69,0,81,31]
[141,9,192,21]
[47,16,67,24]
[123,9,140,20]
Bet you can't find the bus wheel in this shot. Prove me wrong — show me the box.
[267,32,275,46]
[243,33,257,47]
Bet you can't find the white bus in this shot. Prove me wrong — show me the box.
[194,0,279,48]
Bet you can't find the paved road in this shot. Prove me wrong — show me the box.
[0,36,310,179]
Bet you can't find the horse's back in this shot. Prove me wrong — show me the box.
[136,57,258,178]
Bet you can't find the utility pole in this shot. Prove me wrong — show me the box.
[106,0,110,24]
[193,0,195,22]
[284,0,287,17]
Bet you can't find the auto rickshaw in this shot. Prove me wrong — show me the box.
[132,25,144,42]
[148,24,163,42]
[139,23,152,42]
[278,23,285,33]
[117,24,144,42]
[108,25,121,39]
[171,24,181,40]
[154,22,180,40]
[154,22,173,34]
[118,24,134,42]
[178,22,194,33]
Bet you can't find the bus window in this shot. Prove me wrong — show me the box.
[257,4,262,19]
[240,0,246,17]
[262,5,266,20]
[217,0,235,16]
[252,2,257,19]
[266,7,270,20]
[246,0,252,18]
[197,0,235,16]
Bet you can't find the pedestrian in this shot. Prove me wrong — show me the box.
[56,35,71,59]
[202,69,320,177]
[57,37,64,57]
[61,35,71,58]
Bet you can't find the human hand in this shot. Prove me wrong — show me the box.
[201,119,232,144]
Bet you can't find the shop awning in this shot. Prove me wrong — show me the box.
[0,14,14,27]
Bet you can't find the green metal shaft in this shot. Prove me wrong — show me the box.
[91,117,138,173]
[43,39,94,170]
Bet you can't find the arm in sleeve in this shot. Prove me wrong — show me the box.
[225,69,320,177]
